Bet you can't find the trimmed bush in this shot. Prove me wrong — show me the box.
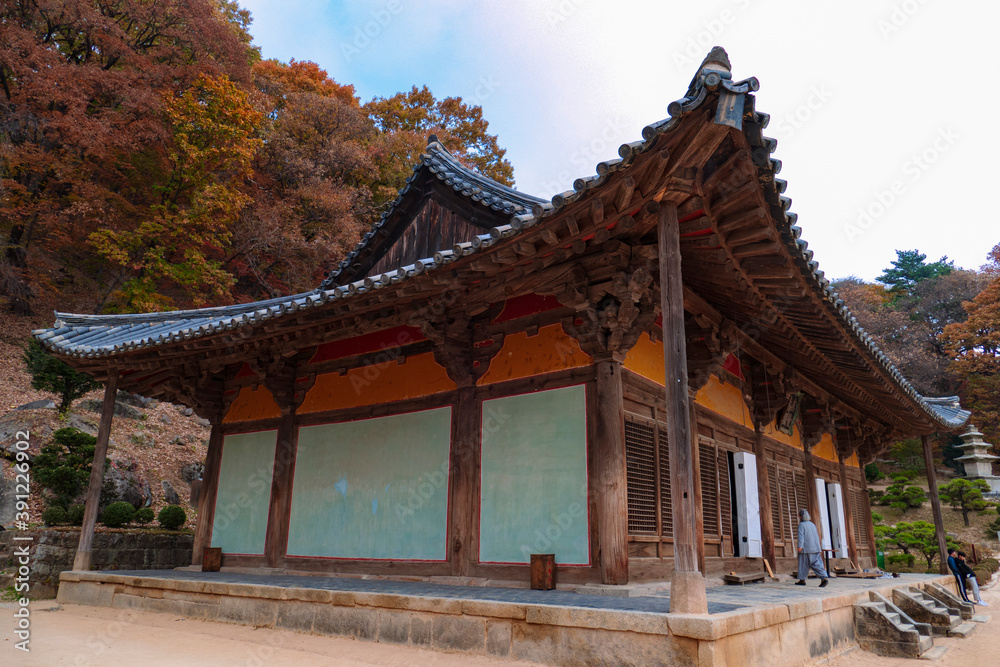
[157,505,186,530]
[887,553,915,567]
[42,506,67,526]
[134,507,155,525]
[865,463,882,483]
[100,501,136,528]
[67,504,85,526]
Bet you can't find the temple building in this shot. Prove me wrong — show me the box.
[34,49,968,607]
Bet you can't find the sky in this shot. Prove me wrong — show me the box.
[236,0,998,282]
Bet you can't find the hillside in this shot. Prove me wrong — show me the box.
[1,312,209,530]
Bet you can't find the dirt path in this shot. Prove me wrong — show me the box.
[0,601,539,667]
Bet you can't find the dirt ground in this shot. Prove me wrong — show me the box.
[1,580,995,666]
[0,600,539,667]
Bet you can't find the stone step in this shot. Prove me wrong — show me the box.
[920,645,948,661]
[971,614,990,623]
[947,621,977,638]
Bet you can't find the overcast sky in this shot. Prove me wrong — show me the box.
[237,0,998,282]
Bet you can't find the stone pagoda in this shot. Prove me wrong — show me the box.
[955,424,1000,493]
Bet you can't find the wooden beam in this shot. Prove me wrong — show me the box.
[753,423,777,571]
[73,369,119,571]
[264,413,298,567]
[594,358,629,585]
[922,434,949,575]
[658,202,708,613]
[192,423,224,566]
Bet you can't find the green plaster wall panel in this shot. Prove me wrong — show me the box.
[479,385,590,565]
[287,407,451,560]
[211,430,278,555]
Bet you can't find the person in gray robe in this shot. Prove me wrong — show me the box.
[796,508,829,587]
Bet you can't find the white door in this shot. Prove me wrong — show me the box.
[815,478,833,552]
[826,482,849,558]
[732,452,763,557]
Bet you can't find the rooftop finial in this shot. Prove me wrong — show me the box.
[701,46,731,74]
[427,134,439,145]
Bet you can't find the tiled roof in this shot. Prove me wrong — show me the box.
[33,48,969,431]
[318,137,548,290]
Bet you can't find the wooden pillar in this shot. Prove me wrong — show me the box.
[595,357,629,585]
[192,422,224,566]
[73,369,119,571]
[690,399,705,573]
[753,423,776,570]
[860,473,878,565]
[922,434,949,574]
[264,412,298,568]
[449,385,478,577]
[658,202,708,614]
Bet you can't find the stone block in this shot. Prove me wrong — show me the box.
[217,596,279,627]
[377,610,411,644]
[777,618,810,666]
[720,625,783,667]
[512,622,697,666]
[667,614,727,640]
[411,614,432,646]
[486,619,511,657]
[720,609,755,635]
[57,581,114,607]
[786,598,823,620]
[281,587,336,604]
[753,605,790,628]
[355,592,462,615]
[527,605,670,635]
[432,615,485,652]
[313,605,378,640]
[462,599,526,620]
[275,601,317,633]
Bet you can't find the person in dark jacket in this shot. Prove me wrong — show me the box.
[796,509,829,587]
[957,552,988,606]
[947,548,971,603]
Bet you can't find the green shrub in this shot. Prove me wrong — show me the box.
[67,504,86,526]
[33,428,101,508]
[887,553,915,567]
[134,507,155,525]
[865,463,882,483]
[42,506,67,526]
[100,501,136,528]
[878,479,926,509]
[157,505,186,530]
[23,339,101,413]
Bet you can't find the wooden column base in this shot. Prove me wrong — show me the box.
[669,569,708,614]
[73,550,92,572]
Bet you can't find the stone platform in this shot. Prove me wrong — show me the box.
[57,569,961,666]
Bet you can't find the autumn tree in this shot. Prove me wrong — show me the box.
[365,85,514,206]
[943,244,1000,447]
[0,0,257,314]
[877,249,954,299]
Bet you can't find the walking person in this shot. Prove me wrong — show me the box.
[947,548,972,603]
[957,551,989,606]
[796,509,830,587]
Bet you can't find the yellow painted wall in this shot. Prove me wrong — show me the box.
[623,332,664,386]
[812,433,839,463]
[694,375,754,428]
[299,352,455,413]
[477,324,591,386]
[846,452,860,468]
[223,386,282,423]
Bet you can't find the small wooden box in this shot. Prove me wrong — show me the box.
[530,553,555,590]
[203,547,222,572]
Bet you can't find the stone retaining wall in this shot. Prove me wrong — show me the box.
[0,528,192,598]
